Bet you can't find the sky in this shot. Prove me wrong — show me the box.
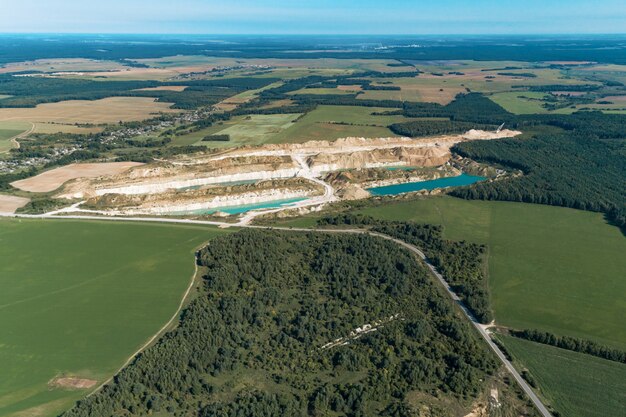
[2,0,626,35]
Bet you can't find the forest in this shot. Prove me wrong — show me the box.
[3,35,626,64]
[62,230,499,417]
[317,214,493,324]
[451,134,626,230]
[0,76,278,108]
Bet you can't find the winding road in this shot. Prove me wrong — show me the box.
[1,212,552,417]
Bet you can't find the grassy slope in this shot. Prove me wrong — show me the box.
[0,219,230,417]
[273,197,626,348]
[499,335,626,417]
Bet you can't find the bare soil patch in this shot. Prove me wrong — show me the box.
[11,162,143,193]
[0,194,30,213]
[49,376,97,390]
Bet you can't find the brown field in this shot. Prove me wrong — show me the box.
[337,84,363,92]
[0,97,178,125]
[0,194,30,213]
[599,95,626,103]
[134,85,187,92]
[0,58,130,74]
[31,123,103,134]
[11,162,144,193]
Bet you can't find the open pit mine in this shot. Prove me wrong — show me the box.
[55,129,520,222]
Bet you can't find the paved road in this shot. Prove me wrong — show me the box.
[2,213,552,416]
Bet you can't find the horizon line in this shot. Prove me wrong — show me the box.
[1,32,626,37]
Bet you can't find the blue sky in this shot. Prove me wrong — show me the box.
[2,0,625,34]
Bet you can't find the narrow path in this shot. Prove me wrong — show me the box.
[1,212,552,416]
[0,122,34,154]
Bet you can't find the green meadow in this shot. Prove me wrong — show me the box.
[0,218,230,417]
[499,335,626,417]
[273,196,626,349]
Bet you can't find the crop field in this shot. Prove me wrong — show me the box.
[0,194,30,213]
[498,335,626,417]
[174,113,302,147]
[214,81,283,111]
[0,218,231,417]
[272,197,626,348]
[358,65,596,104]
[0,121,30,152]
[11,162,144,193]
[289,87,355,95]
[0,58,131,74]
[270,105,420,142]
[0,97,179,125]
[174,105,426,147]
[487,92,553,114]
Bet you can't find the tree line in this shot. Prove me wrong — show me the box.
[62,229,498,417]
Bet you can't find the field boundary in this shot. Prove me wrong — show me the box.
[8,214,552,416]
[87,245,205,397]
[0,122,34,154]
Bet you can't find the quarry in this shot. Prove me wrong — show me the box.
[54,129,521,222]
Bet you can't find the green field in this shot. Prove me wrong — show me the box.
[498,335,626,417]
[271,105,421,142]
[175,105,427,147]
[272,197,626,348]
[488,92,552,114]
[0,121,30,153]
[0,219,231,417]
[173,113,302,147]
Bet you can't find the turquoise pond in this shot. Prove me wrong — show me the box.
[367,173,486,196]
[169,197,308,215]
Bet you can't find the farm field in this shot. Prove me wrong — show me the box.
[10,162,144,193]
[487,92,552,114]
[0,121,30,152]
[0,97,179,125]
[174,113,302,147]
[0,218,231,417]
[270,105,420,142]
[498,335,626,417]
[271,197,626,348]
[0,58,131,74]
[174,105,428,147]
[358,65,595,104]
[0,194,29,213]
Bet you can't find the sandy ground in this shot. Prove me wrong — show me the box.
[0,97,179,125]
[11,162,144,193]
[49,376,97,390]
[0,194,30,213]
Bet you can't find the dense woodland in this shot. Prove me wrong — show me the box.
[0,76,278,108]
[451,134,626,230]
[389,120,495,137]
[63,230,500,417]
[3,36,626,64]
[318,214,493,324]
